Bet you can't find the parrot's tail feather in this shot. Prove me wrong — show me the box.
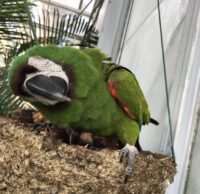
[150,118,159,125]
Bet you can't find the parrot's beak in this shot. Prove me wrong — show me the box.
[24,74,71,103]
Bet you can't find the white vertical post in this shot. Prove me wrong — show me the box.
[98,0,133,61]
[166,8,200,194]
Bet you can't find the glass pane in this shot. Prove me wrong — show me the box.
[51,0,80,9]
[82,0,95,13]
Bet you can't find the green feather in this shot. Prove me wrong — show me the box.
[108,67,150,126]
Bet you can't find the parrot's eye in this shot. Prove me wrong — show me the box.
[9,64,38,97]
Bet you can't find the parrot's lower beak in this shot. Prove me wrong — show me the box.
[24,74,71,103]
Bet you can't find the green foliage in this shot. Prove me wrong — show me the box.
[0,0,31,115]
[0,1,28,67]
[32,8,98,46]
[0,0,31,42]
[0,67,30,115]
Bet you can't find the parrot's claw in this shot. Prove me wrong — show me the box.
[119,144,139,183]
[32,123,53,133]
[65,127,77,145]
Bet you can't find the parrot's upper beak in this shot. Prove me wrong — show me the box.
[24,74,71,104]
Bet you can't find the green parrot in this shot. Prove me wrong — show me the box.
[8,45,158,182]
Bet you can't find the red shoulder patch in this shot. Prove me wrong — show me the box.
[108,80,137,121]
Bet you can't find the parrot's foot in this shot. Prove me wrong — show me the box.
[65,128,80,145]
[119,144,139,183]
[32,123,54,134]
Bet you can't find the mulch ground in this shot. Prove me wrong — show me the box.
[0,111,176,193]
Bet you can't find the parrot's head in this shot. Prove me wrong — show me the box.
[8,52,72,106]
[22,56,71,105]
[8,45,106,110]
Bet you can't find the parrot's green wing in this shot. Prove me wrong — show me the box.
[83,48,150,126]
[107,65,150,126]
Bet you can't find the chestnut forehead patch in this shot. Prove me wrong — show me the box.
[28,56,63,72]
